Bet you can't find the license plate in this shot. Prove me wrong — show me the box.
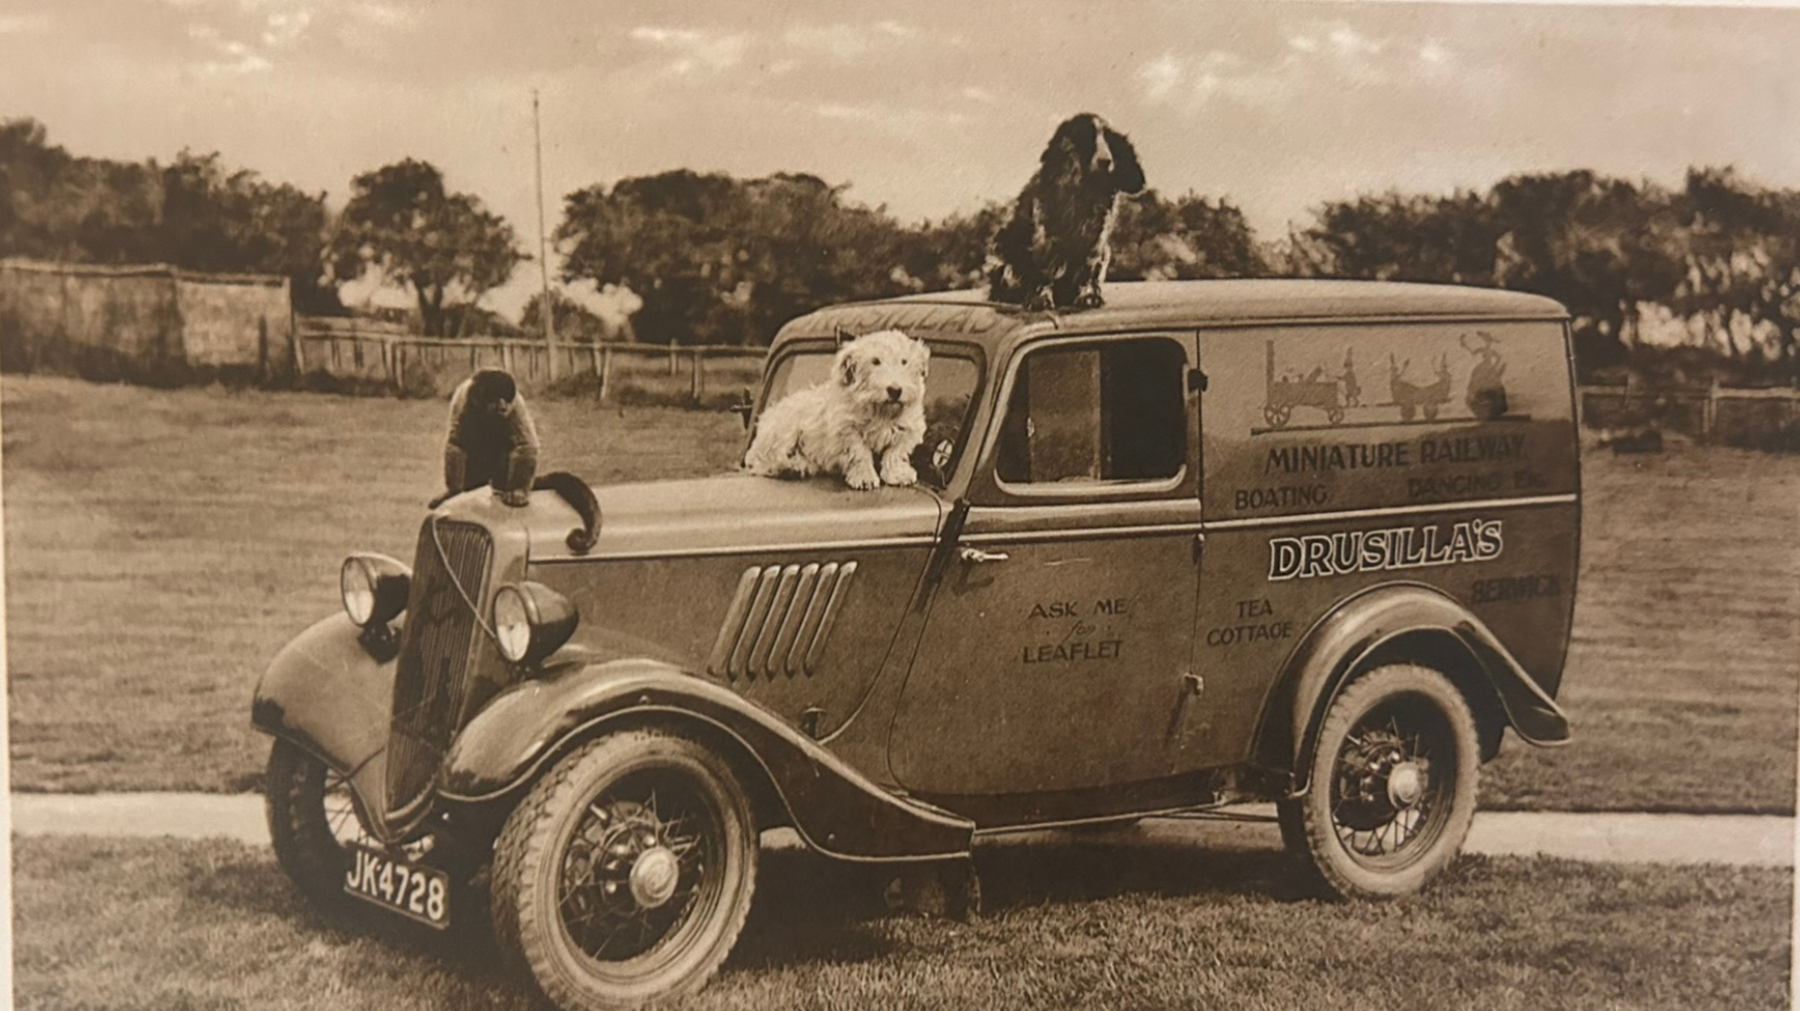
[343,841,450,928]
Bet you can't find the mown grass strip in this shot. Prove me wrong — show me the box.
[11,835,1791,1011]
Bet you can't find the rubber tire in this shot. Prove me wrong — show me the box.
[490,729,757,1011]
[1289,664,1479,900]
[265,739,357,916]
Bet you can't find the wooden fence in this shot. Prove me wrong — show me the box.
[1577,381,1800,443]
[295,317,767,402]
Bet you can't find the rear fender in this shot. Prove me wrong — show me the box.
[250,613,398,838]
[439,658,974,862]
[1256,583,1571,794]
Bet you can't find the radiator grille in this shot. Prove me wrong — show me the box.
[386,518,492,818]
[705,561,857,681]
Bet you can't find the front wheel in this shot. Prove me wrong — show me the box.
[1285,664,1479,900]
[490,729,757,1011]
[265,738,362,915]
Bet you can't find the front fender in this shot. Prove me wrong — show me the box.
[251,614,397,835]
[1260,583,1571,790]
[439,659,973,863]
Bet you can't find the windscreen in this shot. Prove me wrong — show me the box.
[759,346,982,488]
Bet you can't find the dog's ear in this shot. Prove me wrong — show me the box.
[836,345,860,386]
[1045,114,1090,170]
[1104,127,1146,195]
[915,339,931,377]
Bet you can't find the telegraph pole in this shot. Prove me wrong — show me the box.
[533,88,559,379]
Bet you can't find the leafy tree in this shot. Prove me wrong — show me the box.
[1285,189,1498,284]
[1109,191,1265,280]
[1,118,334,309]
[1,117,160,263]
[1488,171,1683,369]
[889,203,1007,293]
[520,290,632,343]
[157,150,334,310]
[1671,167,1800,373]
[329,158,524,336]
[557,170,915,346]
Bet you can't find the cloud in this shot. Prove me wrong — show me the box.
[783,21,920,61]
[808,100,969,140]
[347,2,416,29]
[629,24,749,76]
[185,20,273,73]
[0,13,52,35]
[1143,21,1426,112]
[1138,49,1287,109]
[261,9,313,48]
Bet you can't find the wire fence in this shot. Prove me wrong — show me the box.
[295,316,766,405]
[1577,381,1800,446]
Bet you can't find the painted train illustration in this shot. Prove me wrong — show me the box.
[1260,334,1509,430]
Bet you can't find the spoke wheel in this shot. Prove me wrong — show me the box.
[266,739,463,918]
[266,739,366,915]
[491,729,756,1010]
[1287,664,1478,900]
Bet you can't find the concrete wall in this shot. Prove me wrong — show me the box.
[0,258,293,384]
[175,274,294,374]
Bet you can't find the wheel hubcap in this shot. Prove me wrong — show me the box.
[1386,761,1424,808]
[1329,702,1453,864]
[557,777,719,964]
[629,846,681,909]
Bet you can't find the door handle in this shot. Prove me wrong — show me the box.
[958,547,1010,565]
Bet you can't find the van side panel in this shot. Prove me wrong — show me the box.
[1195,319,1578,767]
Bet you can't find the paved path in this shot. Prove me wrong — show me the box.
[10,793,1793,867]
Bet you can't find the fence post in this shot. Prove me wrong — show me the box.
[690,349,704,401]
[600,346,613,402]
[590,343,601,380]
[1704,378,1719,440]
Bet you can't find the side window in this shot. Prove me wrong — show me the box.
[996,337,1186,486]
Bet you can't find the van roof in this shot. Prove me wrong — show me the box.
[775,279,1568,353]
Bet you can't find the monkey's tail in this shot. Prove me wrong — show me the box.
[532,471,601,554]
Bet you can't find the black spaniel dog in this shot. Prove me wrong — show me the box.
[987,113,1146,311]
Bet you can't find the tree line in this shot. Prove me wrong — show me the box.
[3,116,1795,380]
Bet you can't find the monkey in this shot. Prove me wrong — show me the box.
[429,368,600,554]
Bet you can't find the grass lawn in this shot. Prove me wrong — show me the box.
[4,374,1798,810]
[11,834,1792,1011]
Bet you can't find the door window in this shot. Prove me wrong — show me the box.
[995,337,1187,487]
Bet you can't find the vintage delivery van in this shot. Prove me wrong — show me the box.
[253,279,1579,1011]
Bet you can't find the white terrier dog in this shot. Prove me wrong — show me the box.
[744,329,930,490]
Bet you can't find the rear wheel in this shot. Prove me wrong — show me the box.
[490,729,757,1010]
[1286,664,1479,899]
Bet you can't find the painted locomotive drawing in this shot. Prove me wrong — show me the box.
[1262,341,1358,428]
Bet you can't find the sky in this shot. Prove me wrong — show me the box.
[4,0,1799,317]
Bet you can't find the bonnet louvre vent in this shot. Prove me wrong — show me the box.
[706,561,858,681]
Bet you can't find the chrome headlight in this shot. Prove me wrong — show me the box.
[341,554,410,628]
[492,582,579,665]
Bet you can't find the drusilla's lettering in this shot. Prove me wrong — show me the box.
[1418,434,1527,464]
[1206,621,1294,647]
[1029,599,1131,619]
[1235,485,1330,511]
[1265,442,1410,475]
[1237,598,1273,618]
[1471,574,1562,603]
[1268,520,1503,581]
[1021,640,1123,664]
[1408,472,1505,500]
